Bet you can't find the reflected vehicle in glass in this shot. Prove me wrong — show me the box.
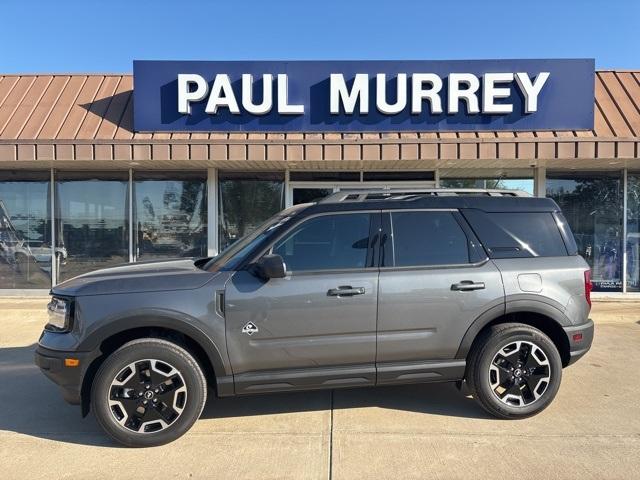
[134,173,207,260]
[0,200,66,279]
[36,189,594,447]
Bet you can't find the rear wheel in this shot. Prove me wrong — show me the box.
[466,323,562,419]
[91,338,207,447]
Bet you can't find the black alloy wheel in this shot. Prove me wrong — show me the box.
[108,359,188,433]
[489,340,551,407]
[466,323,562,419]
[92,338,207,447]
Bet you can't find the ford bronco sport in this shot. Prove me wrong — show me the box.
[35,189,594,447]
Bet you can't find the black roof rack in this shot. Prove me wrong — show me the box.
[319,188,531,204]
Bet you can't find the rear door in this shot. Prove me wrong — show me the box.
[225,211,381,393]
[376,209,504,384]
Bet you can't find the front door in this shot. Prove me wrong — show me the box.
[225,211,380,393]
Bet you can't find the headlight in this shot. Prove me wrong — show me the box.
[45,297,73,332]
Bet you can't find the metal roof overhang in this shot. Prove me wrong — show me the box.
[0,72,638,170]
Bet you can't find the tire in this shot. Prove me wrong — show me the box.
[466,323,562,419]
[91,338,207,447]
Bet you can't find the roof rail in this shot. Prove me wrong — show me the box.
[319,188,531,203]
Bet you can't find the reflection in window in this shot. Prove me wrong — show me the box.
[218,172,284,251]
[134,172,207,260]
[292,188,333,205]
[274,213,371,271]
[627,174,640,292]
[391,211,469,266]
[55,172,129,282]
[547,172,623,292]
[0,172,52,288]
[441,178,534,195]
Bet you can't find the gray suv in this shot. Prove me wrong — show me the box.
[35,189,594,447]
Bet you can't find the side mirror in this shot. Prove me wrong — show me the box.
[254,254,286,279]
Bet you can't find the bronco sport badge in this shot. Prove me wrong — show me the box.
[242,322,259,336]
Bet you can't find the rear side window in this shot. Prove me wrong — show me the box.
[390,211,470,266]
[462,210,568,258]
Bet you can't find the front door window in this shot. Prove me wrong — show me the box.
[273,213,372,271]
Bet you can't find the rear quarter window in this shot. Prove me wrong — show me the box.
[462,210,568,258]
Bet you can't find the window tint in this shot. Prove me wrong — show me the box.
[391,211,469,266]
[273,213,370,271]
[462,210,568,258]
[487,212,567,257]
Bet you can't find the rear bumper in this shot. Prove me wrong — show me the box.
[34,345,98,405]
[563,319,594,366]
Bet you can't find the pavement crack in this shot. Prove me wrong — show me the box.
[328,389,334,480]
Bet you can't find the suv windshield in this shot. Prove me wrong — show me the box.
[204,203,311,272]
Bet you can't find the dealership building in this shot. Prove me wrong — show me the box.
[0,59,639,294]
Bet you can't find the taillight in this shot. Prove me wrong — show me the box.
[584,270,592,308]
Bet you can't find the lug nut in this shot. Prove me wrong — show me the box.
[146,385,150,389]
[154,389,159,393]
[143,400,148,405]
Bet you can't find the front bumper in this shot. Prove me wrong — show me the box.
[34,345,98,405]
[563,318,595,366]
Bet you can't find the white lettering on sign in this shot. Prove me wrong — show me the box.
[177,74,208,115]
[448,73,480,114]
[376,73,407,114]
[205,74,240,114]
[515,72,550,113]
[242,74,273,115]
[276,74,304,115]
[330,73,368,114]
[411,73,443,114]
[483,73,515,114]
[177,72,551,117]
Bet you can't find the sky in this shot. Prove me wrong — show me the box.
[0,0,637,73]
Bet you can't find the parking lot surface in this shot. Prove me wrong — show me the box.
[1,298,639,480]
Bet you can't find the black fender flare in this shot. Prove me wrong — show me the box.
[455,297,571,359]
[78,310,232,395]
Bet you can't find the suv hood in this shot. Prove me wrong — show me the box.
[51,259,218,297]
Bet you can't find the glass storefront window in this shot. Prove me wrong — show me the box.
[55,172,129,282]
[627,173,640,292]
[0,172,52,288]
[134,172,207,260]
[546,171,623,292]
[440,178,534,195]
[292,187,334,205]
[218,172,285,251]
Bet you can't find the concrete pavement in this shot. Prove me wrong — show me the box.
[0,298,639,479]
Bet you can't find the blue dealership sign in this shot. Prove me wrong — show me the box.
[133,59,594,132]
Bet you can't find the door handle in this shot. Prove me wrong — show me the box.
[327,286,365,297]
[451,281,486,291]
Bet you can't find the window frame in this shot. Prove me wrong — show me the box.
[380,208,488,271]
[250,210,382,275]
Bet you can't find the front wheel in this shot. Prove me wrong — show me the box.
[466,323,562,419]
[91,338,207,447]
